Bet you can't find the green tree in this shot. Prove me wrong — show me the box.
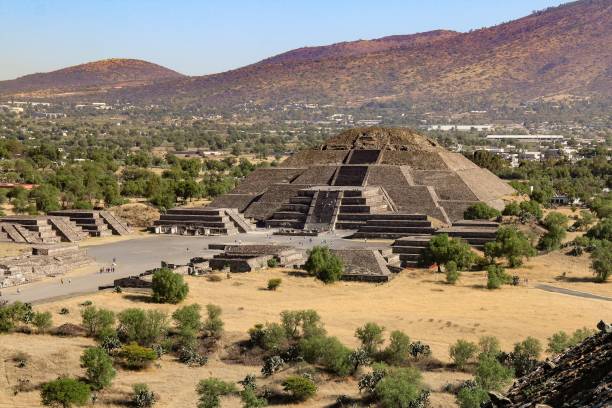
[478,336,501,358]
[41,377,91,408]
[172,304,202,333]
[30,184,61,212]
[486,264,509,289]
[151,268,189,303]
[464,203,501,220]
[304,246,343,284]
[203,304,224,338]
[591,240,612,282]
[538,212,568,250]
[456,385,490,408]
[80,347,116,390]
[80,306,115,338]
[382,330,411,366]
[475,355,513,391]
[445,260,460,284]
[374,367,425,408]
[32,311,53,334]
[586,217,612,241]
[282,376,317,401]
[117,308,169,346]
[484,226,535,267]
[196,378,237,408]
[450,339,478,370]
[355,322,385,356]
[422,234,476,272]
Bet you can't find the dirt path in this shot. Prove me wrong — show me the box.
[535,284,612,301]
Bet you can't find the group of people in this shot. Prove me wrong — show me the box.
[100,258,118,274]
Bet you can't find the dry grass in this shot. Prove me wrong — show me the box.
[0,249,608,407]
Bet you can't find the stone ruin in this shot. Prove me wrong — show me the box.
[0,243,93,287]
[0,210,131,244]
[153,207,255,236]
[203,127,513,239]
[486,321,612,407]
[205,243,305,272]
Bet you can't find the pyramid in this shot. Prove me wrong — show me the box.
[209,127,514,233]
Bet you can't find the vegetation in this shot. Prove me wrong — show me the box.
[355,322,385,357]
[474,355,513,392]
[464,203,501,220]
[118,343,158,370]
[117,308,169,346]
[445,260,460,284]
[80,347,116,390]
[131,383,157,408]
[203,304,224,338]
[151,268,189,303]
[0,302,33,332]
[547,327,595,354]
[591,240,611,282]
[450,339,478,370]
[304,245,343,283]
[80,306,115,338]
[374,366,427,408]
[484,226,535,267]
[486,264,511,289]
[282,376,317,401]
[421,234,476,272]
[196,378,237,408]
[267,278,282,291]
[32,311,53,334]
[40,377,91,408]
[538,212,569,250]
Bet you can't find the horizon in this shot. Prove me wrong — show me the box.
[1,0,566,81]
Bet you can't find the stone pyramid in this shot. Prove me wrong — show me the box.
[209,127,514,230]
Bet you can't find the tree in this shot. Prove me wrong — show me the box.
[475,355,513,391]
[280,309,326,339]
[478,336,501,358]
[484,226,535,267]
[0,301,33,332]
[32,311,53,334]
[249,323,287,351]
[502,202,521,217]
[450,339,478,370]
[486,264,510,289]
[118,343,157,370]
[355,322,385,357]
[41,377,90,408]
[464,203,501,220]
[151,268,189,303]
[30,184,61,212]
[374,367,426,408]
[456,384,490,408]
[382,330,411,366]
[586,217,612,241]
[196,378,236,408]
[80,347,116,390]
[591,240,612,282]
[117,308,169,346]
[203,304,224,338]
[422,234,476,272]
[538,212,569,250]
[445,260,460,284]
[519,200,543,220]
[80,306,115,338]
[304,246,343,283]
[282,376,317,401]
[298,335,353,376]
[131,383,157,408]
[172,304,202,333]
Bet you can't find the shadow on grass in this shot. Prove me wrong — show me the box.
[554,275,598,283]
[122,293,152,303]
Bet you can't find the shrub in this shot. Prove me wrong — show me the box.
[382,330,411,366]
[484,226,535,268]
[267,278,282,291]
[304,245,343,283]
[355,322,385,356]
[0,302,33,332]
[591,240,612,282]
[538,212,569,250]
[486,264,511,289]
[132,383,157,408]
[151,268,189,304]
[80,306,115,338]
[508,336,542,376]
[421,234,476,272]
[196,378,237,408]
[40,377,90,407]
[475,355,513,391]
[456,383,490,408]
[249,322,287,351]
[207,274,223,282]
[203,304,224,338]
[450,339,478,370]
[408,341,431,360]
[118,308,169,346]
[445,261,460,284]
[280,309,325,339]
[513,336,542,361]
[519,201,542,220]
[240,387,267,408]
[299,335,353,376]
[502,202,521,217]
[178,345,208,366]
[374,366,425,408]
[32,311,53,334]
[59,307,70,315]
[172,304,202,333]
[261,355,284,377]
[586,217,612,241]
[80,347,116,390]
[464,203,500,220]
[547,331,571,354]
[478,336,501,358]
[118,343,158,370]
[282,376,317,401]
[266,258,278,268]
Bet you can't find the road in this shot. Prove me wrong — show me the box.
[3,230,387,304]
[535,284,612,302]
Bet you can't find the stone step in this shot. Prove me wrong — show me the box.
[335,221,366,230]
[154,220,229,228]
[359,226,436,234]
[280,203,310,212]
[272,212,307,221]
[1,223,27,243]
[164,208,225,216]
[364,220,433,227]
[265,219,305,229]
[392,245,427,254]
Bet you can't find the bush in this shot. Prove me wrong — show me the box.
[486,264,510,289]
[280,309,325,339]
[374,367,425,408]
[464,203,500,220]
[475,355,513,391]
[450,339,478,370]
[196,378,237,408]
[32,311,53,334]
[519,201,542,220]
[355,322,385,356]
[261,355,284,377]
[382,330,411,366]
[151,268,189,304]
[266,258,278,268]
[421,234,476,272]
[249,322,287,351]
[80,306,115,338]
[118,308,169,346]
[538,212,569,250]
[240,387,267,408]
[203,304,224,338]
[508,336,542,376]
[172,304,202,333]
[445,261,460,284]
[118,343,158,370]
[304,245,343,283]
[132,383,157,408]
[456,383,490,408]
[547,331,571,354]
[80,347,116,390]
[40,377,90,407]
[0,302,33,332]
[282,376,317,401]
[267,278,282,291]
[178,345,208,366]
[408,341,431,360]
[591,240,612,282]
[484,226,535,268]
[59,307,70,315]
[502,202,521,217]
[478,336,501,358]
[586,217,612,241]
[299,335,353,376]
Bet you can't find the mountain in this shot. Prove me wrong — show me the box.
[1,0,610,108]
[0,59,183,97]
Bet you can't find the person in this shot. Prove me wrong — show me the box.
[68,279,71,284]
[61,278,64,284]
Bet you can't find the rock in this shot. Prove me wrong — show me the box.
[596,320,611,333]
[488,391,512,406]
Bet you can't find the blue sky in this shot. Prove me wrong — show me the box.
[0,0,565,80]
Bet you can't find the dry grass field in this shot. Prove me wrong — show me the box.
[0,247,608,408]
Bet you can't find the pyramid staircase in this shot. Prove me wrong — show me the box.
[153,207,253,235]
[435,220,499,249]
[48,211,112,237]
[99,211,131,235]
[391,235,433,268]
[0,216,83,244]
[334,187,392,230]
[350,214,437,239]
[265,190,315,229]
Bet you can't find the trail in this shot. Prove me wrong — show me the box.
[535,284,612,301]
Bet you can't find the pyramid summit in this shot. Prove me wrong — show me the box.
[203,127,514,235]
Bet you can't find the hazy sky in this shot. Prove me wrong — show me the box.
[0,0,565,80]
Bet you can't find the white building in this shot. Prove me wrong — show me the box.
[486,135,564,142]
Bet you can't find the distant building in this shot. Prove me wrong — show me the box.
[486,134,564,142]
[428,124,493,131]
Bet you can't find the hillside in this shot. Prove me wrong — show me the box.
[0,58,183,97]
[1,0,610,107]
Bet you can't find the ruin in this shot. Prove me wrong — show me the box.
[204,127,513,237]
[205,244,305,272]
[48,210,131,237]
[153,207,254,236]
[0,215,88,244]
